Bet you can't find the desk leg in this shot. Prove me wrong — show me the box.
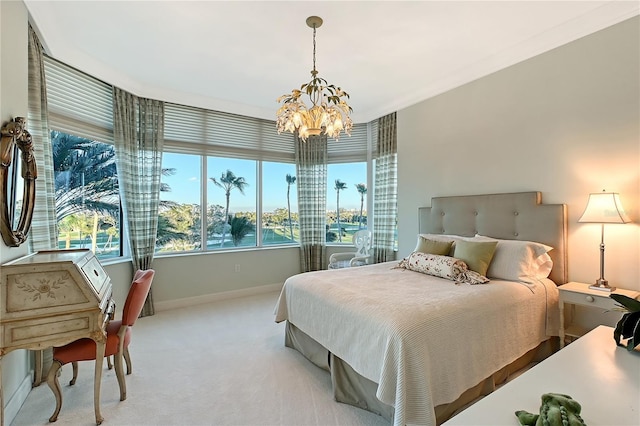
[33,350,43,387]
[1,356,4,426]
[559,300,565,348]
[94,342,105,425]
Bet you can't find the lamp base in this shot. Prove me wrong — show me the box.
[589,279,615,292]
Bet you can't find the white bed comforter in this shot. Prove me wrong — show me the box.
[275,262,559,426]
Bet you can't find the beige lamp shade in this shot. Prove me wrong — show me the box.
[578,192,631,224]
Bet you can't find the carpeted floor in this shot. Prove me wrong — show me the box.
[11,291,389,426]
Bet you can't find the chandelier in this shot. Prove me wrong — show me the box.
[276,16,353,141]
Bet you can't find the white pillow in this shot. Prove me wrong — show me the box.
[474,235,553,283]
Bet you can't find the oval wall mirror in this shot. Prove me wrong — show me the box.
[0,117,37,247]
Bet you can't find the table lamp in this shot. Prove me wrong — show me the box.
[578,190,631,291]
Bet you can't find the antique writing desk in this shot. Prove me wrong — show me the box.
[0,249,114,425]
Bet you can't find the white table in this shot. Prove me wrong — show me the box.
[443,326,640,425]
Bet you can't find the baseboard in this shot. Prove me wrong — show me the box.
[155,282,283,312]
[4,370,33,425]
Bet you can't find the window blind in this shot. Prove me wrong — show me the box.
[165,102,372,163]
[370,120,379,158]
[164,103,296,162]
[326,122,370,164]
[44,56,376,163]
[44,56,113,143]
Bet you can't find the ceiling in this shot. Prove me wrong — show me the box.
[25,1,639,124]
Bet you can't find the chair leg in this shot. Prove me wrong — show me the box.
[46,360,64,422]
[113,351,127,401]
[124,347,132,375]
[107,355,113,370]
[69,361,79,386]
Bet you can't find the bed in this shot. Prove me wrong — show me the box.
[274,192,567,426]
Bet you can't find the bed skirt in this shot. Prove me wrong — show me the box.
[285,321,558,425]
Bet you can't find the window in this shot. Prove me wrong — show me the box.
[51,131,122,259]
[206,157,256,249]
[156,152,202,253]
[326,122,370,244]
[326,162,367,244]
[262,161,298,245]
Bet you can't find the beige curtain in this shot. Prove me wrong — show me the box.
[373,112,397,263]
[295,134,327,271]
[27,25,57,252]
[113,87,164,317]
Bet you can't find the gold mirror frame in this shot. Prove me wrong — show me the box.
[1,117,37,247]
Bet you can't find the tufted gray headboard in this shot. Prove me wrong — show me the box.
[418,192,567,285]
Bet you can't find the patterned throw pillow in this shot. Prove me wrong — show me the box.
[396,251,490,285]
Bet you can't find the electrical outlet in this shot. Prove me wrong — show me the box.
[234,264,240,272]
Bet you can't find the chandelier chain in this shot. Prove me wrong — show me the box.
[312,25,317,74]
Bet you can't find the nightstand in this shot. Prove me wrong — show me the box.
[558,281,640,348]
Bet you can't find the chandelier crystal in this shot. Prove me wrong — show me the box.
[276,16,353,141]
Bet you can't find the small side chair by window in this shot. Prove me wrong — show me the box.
[46,269,155,424]
[328,229,373,269]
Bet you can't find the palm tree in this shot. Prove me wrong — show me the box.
[52,131,119,223]
[210,170,248,247]
[355,183,367,229]
[285,174,296,241]
[334,179,347,242]
[229,215,255,246]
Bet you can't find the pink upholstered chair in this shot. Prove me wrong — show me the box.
[46,269,155,423]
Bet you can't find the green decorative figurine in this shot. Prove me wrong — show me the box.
[515,393,586,426]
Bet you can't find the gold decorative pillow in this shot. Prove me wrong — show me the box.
[452,240,498,276]
[414,236,454,256]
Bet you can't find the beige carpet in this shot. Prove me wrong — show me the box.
[11,291,389,426]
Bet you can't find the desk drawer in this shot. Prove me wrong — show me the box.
[2,312,101,350]
[562,291,613,310]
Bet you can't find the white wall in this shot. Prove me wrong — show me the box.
[397,17,639,294]
[103,247,300,310]
[0,2,34,423]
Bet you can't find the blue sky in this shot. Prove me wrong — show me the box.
[160,153,367,213]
